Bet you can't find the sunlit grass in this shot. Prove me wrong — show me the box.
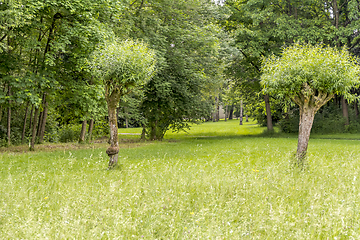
[1,120,360,238]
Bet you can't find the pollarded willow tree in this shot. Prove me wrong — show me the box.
[261,43,360,166]
[91,39,156,168]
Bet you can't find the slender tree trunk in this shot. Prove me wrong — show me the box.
[38,97,48,143]
[30,107,39,151]
[239,100,243,125]
[125,107,129,128]
[246,114,249,122]
[213,96,217,122]
[225,105,228,122]
[7,85,11,146]
[216,95,220,122]
[341,96,349,125]
[264,94,273,131]
[21,102,30,143]
[37,94,46,137]
[229,105,234,120]
[354,101,359,118]
[141,124,146,141]
[88,119,94,140]
[79,119,87,143]
[296,107,316,164]
[28,105,34,134]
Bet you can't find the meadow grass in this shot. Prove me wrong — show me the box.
[1,119,360,239]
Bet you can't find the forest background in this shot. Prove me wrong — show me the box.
[1,0,360,148]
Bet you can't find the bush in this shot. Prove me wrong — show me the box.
[58,124,82,143]
[278,102,360,134]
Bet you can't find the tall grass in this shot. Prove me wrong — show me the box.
[1,120,360,239]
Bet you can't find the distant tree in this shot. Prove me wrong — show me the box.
[261,43,360,167]
[91,39,156,168]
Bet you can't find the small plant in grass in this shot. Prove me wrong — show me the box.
[261,43,360,168]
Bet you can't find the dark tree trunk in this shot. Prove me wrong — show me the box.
[141,124,146,141]
[264,94,273,131]
[224,105,228,122]
[239,100,243,125]
[354,101,359,118]
[21,102,30,143]
[125,107,129,128]
[341,96,349,125]
[213,96,217,122]
[28,105,34,134]
[38,97,48,143]
[216,95,220,122]
[229,105,234,120]
[7,85,11,146]
[37,94,46,137]
[79,119,87,143]
[88,119,94,140]
[30,107,39,151]
[246,114,249,122]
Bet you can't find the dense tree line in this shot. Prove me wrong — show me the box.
[1,0,360,149]
[0,0,228,148]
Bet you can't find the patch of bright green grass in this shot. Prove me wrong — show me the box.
[1,120,360,238]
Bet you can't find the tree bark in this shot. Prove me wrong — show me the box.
[124,107,129,128]
[105,86,121,168]
[30,107,39,151]
[7,85,11,146]
[296,107,316,162]
[79,119,87,143]
[21,102,30,143]
[225,105,228,121]
[37,94,46,137]
[216,95,220,122]
[38,97,48,143]
[213,96,217,122]
[354,101,359,118]
[229,105,234,120]
[88,119,94,140]
[239,100,243,125]
[107,105,119,167]
[264,94,273,131]
[341,96,349,125]
[28,105,34,135]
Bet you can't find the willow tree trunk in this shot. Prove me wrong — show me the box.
[79,120,87,143]
[264,94,273,131]
[105,87,121,168]
[30,107,39,151]
[296,107,316,162]
[106,104,119,167]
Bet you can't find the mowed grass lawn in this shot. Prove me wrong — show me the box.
[1,120,360,239]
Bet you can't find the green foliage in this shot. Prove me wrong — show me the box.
[261,43,360,101]
[91,39,156,95]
